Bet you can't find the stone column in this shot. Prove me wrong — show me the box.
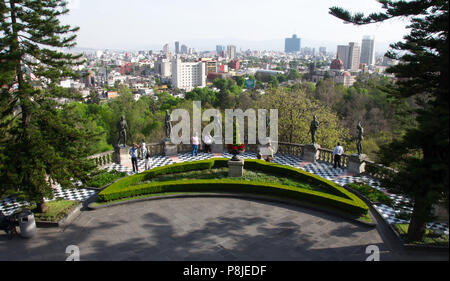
[162,140,178,156]
[348,154,368,174]
[302,143,321,163]
[228,159,245,177]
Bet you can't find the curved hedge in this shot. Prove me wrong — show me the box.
[98,159,369,216]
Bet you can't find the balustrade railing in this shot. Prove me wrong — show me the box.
[88,151,115,167]
[88,142,394,180]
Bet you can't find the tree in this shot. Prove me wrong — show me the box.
[0,0,100,212]
[330,0,449,242]
[257,88,350,148]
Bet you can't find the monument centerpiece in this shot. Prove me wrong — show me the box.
[114,116,132,167]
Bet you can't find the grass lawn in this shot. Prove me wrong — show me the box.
[141,168,336,195]
[346,183,393,206]
[32,200,80,222]
[86,170,128,188]
[393,224,449,247]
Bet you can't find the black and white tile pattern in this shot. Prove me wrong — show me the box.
[0,185,96,216]
[1,152,447,236]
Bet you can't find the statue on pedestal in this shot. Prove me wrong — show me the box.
[309,115,320,145]
[357,121,364,155]
[116,115,128,148]
[164,110,172,141]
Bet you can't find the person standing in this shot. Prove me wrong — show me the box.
[191,133,200,156]
[332,143,344,169]
[140,139,147,160]
[203,133,213,153]
[145,151,151,171]
[129,144,139,173]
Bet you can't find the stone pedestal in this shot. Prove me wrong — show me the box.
[162,140,178,156]
[348,154,368,175]
[228,159,245,177]
[114,146,132,168]
[302,144,321,163]
[211,143,224,154]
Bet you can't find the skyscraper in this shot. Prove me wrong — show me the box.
[216,45,225,54]
[227,45,236,60]
[285,34,301,53]
[181,44,188,54]
[348,42,361,71]
[361,36,376,66]
[175,41,180,54]
[337,45,350,69]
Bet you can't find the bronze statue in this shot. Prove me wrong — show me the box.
[116,115,128,147]
[309,115,320,144]
[165,110,172,139]
[357,121,364,155]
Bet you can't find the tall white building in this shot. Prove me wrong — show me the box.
[160,59,172,78]
[171,58,206,91]
[348,42,361,71]
[361,36,376,66]
[227,45,237,60]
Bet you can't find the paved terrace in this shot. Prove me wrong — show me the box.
[0,150,448,261]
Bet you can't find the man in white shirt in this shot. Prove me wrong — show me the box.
[332,143,344,169]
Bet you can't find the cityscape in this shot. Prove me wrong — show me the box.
[0,0,448,267]
[62,34,394,101]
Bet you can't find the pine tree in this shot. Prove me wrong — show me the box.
[330,0,448,242]
[0,0,100,212]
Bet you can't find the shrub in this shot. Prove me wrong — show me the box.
[98,159,369,216]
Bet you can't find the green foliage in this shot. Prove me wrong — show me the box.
[98,159,369,216]
[85,170,128,188]
[257,87,351,149]
[345,183,393,206]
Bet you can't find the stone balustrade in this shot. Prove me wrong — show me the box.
[89,142,395,180]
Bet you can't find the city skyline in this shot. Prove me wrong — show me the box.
[64,0,411,53]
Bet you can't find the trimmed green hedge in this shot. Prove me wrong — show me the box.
[98,159,369,216]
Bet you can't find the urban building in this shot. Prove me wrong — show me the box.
[285,34,301,53]
[229,59,240,70]
[227,45,237,60]
[337,45,350,69]
[319,47,327,56]
[175,41,180,54]
[216,45,225,54]
[181,44,188,54]
[361,36,375,66]
[348,42,361,71]
[171,58,206,91]
[199,58,218,75]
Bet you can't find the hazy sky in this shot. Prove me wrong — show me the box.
[63,0,411,52]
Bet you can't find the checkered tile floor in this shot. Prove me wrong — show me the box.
[1,152,447,236]
[0,185,97,216]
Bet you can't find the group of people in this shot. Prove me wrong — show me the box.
[128,139,346,174]
[190,133,213,156]
[129,140,151,174]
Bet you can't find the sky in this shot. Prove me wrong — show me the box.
[63,0,411,53]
